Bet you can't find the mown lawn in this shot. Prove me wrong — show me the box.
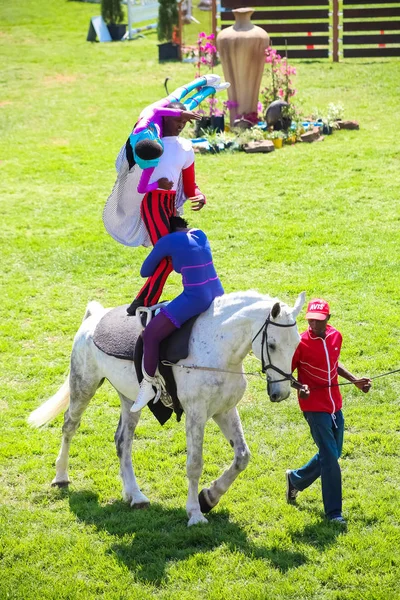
[1,1,400,598]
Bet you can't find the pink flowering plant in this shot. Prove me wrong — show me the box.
[181,32,217,77]
[261,47,297,111]
[194,97,234,129]
[183,31,232,120]
[181,32,223,119]
[196,32,217,77]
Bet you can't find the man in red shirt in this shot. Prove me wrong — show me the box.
[286,299,371,525]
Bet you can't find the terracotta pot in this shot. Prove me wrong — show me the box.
[217,8,269,125]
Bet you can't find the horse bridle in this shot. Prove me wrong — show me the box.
[252,314,303,392]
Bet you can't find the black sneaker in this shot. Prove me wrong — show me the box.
[286,469,299,504]
[126,299,142,316]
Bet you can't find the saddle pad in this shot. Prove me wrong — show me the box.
[93,305,199,426]
[93,305,141,360]
[93,305,198,364]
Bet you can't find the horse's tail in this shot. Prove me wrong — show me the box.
[28,300,105,428]
[28,377,70,427]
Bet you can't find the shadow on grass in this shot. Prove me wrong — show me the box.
[68,490,307,585]
[291,518,345,549]
[288,505,347,547]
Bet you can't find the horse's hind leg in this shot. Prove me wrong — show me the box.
[115,393,150,508]
[52,358,102,487]
[199,407,251,513]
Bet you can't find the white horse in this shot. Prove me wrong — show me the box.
[29,290,305,526]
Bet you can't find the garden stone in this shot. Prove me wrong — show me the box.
[300,127,321,143]
[336,120,360,130]
[243,140,275,153]
[193,142,209,154]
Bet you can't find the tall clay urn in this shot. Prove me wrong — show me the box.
[216,7,269,125]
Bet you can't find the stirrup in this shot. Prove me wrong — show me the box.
[136,301,170,330]
[152,384,162,405]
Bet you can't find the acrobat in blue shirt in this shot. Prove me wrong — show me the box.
[141,228,224,328]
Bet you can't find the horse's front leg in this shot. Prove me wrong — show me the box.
[199,407,250,513]
[185,408,208,526]
[115,393,150,508]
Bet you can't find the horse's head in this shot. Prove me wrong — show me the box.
[252,292,306,402]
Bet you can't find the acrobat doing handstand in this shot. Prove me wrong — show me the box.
[115,73,229,194]
[104,75,229,314]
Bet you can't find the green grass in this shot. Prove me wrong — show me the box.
[1,1,400,598]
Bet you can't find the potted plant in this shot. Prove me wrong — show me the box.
[322,103,344,133]
[202,129,222,153]
[261,47,297,129]
[101,0,126,40]
[194,97,225,136]
[284,113,303,144]
[157,0,179,61]
[312,103,343,135]
[327,102,344,123]
[268,129,285,149]
[285,130,297,145]
[202,130,238,153]
[320,116,340,135]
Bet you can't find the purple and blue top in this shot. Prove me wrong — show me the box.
[133,101,182,194]
[134,101,182,137]
[140,229,224,327]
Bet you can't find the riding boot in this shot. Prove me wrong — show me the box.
[130,368,158,412]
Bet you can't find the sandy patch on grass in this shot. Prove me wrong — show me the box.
[44,74,78,85]
[0,101,13,107]
[51,138,70,147]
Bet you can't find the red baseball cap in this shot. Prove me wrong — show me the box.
[305,299,330,320]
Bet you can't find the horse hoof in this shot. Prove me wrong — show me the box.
[198,488,214,514]
[188,513,208,527]
[51,480,70,488]
[131,501,150,510]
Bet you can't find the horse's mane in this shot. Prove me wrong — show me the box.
[219,290,272,305]
[211,290,292,321]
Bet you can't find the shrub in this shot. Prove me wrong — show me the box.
[101,0,124,24]
[157,0,179,42]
